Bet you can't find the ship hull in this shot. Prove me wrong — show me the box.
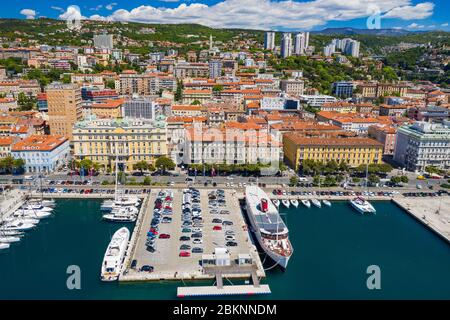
[245,201,291,270]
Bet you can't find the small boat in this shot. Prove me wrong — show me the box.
[5,218,39,225]
[290,199,299,208]
[0,243,10,250]
[349,197,376,214]
[0,236,20,243]
[281,199,290,208]
[311,199,321,208]
[14,209,52,219]
[110,206,138,216]
[0,230,23,236]
[322,200,332,207]
[101,227,130,281]
[22,204,53,212]
[29,199,55,208]
[0,221,35,231]
[301,199,311,208]
[103,207,137,223]
[272,199,280,208]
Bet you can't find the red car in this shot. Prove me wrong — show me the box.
[159,234,170,239]
[149,229,158,235]
[179,251,191,257]
[165,196,173,201]
[213,226,222,231]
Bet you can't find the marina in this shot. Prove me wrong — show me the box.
[0,191,449,299]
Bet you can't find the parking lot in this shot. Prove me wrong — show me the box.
[127,188,256,280]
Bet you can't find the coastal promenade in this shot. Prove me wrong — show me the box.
[393,197,450,244]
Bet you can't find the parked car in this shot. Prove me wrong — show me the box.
[159,234,170,239]
[179,251,191,257]
[140,265,154,272]
[213,226,222,231]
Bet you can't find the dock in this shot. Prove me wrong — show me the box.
[177,284,271,297]
[120,188,265,282]
[393,197,450,244]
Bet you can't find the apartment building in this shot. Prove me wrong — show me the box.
[46,83,83,141]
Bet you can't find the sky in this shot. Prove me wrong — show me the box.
[1,0,449,31]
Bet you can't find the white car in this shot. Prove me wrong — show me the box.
[193,238,203,245]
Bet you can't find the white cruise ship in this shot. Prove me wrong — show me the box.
[245,186,293,270]
[100,227,130,281]
[349,197,376,214]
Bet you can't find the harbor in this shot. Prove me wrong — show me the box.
[1,187,450,299]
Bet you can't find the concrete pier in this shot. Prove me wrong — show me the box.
[177,284,271,297]
[393,197,450,244]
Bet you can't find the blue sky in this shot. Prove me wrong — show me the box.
[2,0,449,31]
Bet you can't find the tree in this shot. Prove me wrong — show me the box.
[175,79,183,102]
[0,156,14,173]
[191,100,201,105]
[155,156,175,172]
[133,160,149,173]
[400,175,409,183]
[289,175,299,187]
[368,174,380,185]
[12,158,26,172]
[213,84,224,92]
[17,92,36,111]
[143,177,152,186]
[105,80,116,90]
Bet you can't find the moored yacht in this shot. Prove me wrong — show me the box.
[290,199,299,208]
[322,200,332,207]
[0,221,35,231]
[0,236,20,243]
[311,199,321,208]
[281,199,290,208]
[349,197,376,214]
[301,199,311,208]
[245,186,293,270]
[101,227,130,281]
[0,243,10,250]
[272,199,280,208]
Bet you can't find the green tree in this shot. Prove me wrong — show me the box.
[155,156,175,172]
[289,175,299,187]
[133,160,149,173]
[12,158,26,172]
[368,174,380,185]
[105,80,116,90]
[17,92,36,111]
[143,176,152,186]
[175,80,183,102]
[191,100,201,105]
[213,84,224,92]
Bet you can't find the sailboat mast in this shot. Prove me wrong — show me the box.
[114,155,119,202]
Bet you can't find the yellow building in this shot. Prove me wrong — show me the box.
[283,133,383,170]
[73,116,168,172]
[46,83,82,141]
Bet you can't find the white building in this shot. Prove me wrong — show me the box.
[281,33,292,58]
[299,94,337,107]
[264,32,276,51]
[280,79,305,96]
[11,135,70,173]
[294,32,309,55]
[394,121,450,172]
[184,127,282,166]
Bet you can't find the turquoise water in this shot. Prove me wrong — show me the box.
[0,199,449,299]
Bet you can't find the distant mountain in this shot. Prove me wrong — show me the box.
[313,28,415,36]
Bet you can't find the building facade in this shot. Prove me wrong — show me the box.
[394,121,450,172]
[46,83,83,141]
[73,117,168,172]
[11,135,70,173]
[283,133,383,170]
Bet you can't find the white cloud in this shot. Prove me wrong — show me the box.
[51,6,65,13]
[382,2,434,20]
[59,5,86,21]
[20,9,36,20]
[90,5,103,11]
[441,23,449,27]
[58,0,436,30]
[406,23,425,29]
[106,3,118,11]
